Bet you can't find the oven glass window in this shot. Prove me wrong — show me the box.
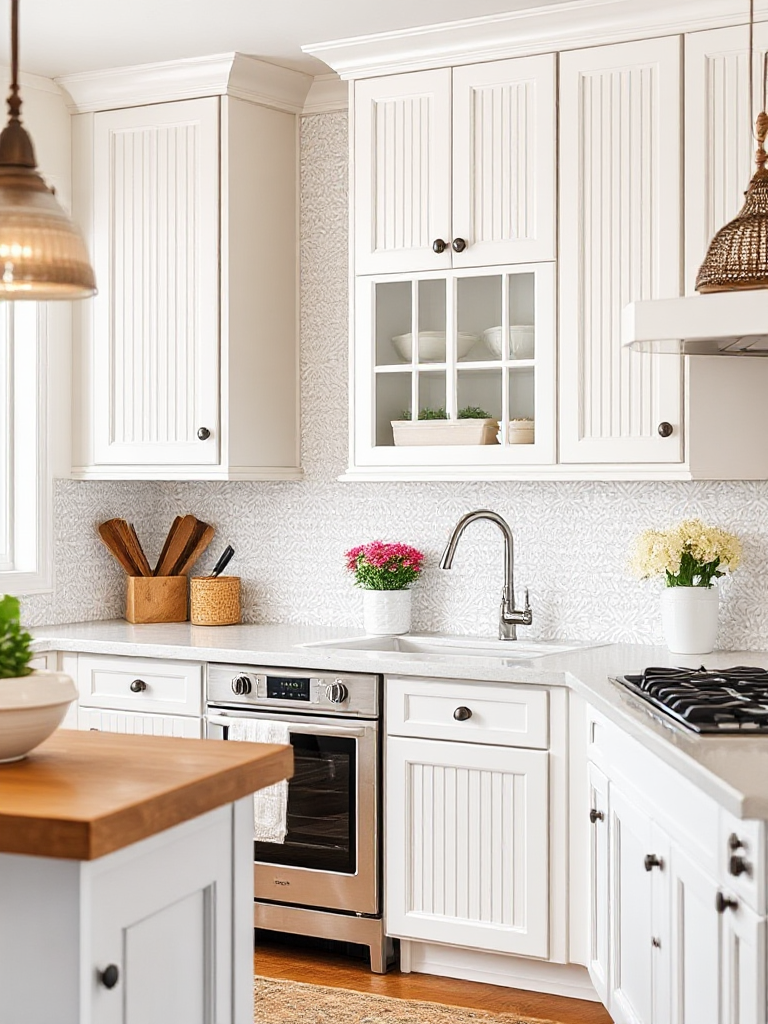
[253,734,357,874]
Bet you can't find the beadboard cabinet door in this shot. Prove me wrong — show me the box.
[587,762,610,1006]
[79,707,204,738]
[685,24,768,293]
[354,70,453,275]
[559,37,683,465]
[386,736,549,958]
[92,98,221,467]
[452,54,555,268]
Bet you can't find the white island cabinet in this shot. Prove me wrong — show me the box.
[0,730,292,1024]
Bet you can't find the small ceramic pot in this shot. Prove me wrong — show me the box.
[660,586,719,655]
[362,589,412,635]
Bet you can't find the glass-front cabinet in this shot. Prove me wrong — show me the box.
[350,263,555,477]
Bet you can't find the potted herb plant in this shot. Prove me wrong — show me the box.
[0,595,77,762]
[630,519,741,654]
[345,541,424,635]
[391,406,499,446]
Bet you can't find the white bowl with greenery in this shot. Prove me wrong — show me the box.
[0,596,77,763]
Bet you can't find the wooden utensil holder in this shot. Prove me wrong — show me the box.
[125,576,188,624]
[190,576,241,625]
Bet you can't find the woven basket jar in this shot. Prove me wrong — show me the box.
[190,576,241,625]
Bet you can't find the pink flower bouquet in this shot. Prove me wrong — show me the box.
[345,540,425,591]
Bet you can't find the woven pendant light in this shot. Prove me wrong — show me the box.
[697,0,768,293]
[0,0,95,299]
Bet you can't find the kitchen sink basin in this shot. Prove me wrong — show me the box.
[300,634,596,659]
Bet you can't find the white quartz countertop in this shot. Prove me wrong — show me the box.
[31,619,768,820]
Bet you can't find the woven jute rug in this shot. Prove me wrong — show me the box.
[254,976,558,1024]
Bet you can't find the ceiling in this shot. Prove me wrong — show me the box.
[8,0,580,80]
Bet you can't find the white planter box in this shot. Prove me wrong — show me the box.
[391,419,499,446]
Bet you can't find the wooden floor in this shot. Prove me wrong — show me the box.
[254,938,612,1024]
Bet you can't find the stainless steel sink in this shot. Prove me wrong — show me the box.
[300,634,596,659]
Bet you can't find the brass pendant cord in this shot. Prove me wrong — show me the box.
[696,0,768,292]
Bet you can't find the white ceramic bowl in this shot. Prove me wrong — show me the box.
[483,325,535,360]
[0,670,78,763]
[391,331,478,362]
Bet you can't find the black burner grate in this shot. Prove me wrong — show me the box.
[614,666,768,733]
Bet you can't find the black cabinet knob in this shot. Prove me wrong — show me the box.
[729,855,750,877]
[658,422,673,438]
[452,237,467,252]
[651,937,661,949]
[129,679,147,693]
[728,832,745,851]
[716,891,738,914]
[644,854,663,871]
[589,808,604,824]
[453,706,472,721]
[99,964,120,989]
[197,426,211,440]
[432,239,448,254]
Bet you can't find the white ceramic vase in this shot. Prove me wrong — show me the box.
[660,586,719,655]
[0,670,78,763]
[363,589,412,636]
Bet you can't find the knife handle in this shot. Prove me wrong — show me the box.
[210,545,234,577]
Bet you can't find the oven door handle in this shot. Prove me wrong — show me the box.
[205,713,370,738]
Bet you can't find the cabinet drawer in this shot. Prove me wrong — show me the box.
[719,808,765,915]
[79,707,203,738]
[77,655,203,716]
[386,677,548,749]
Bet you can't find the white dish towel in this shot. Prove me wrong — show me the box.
[227,718,291,844]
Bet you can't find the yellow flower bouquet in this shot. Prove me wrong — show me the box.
[630,518,741,588]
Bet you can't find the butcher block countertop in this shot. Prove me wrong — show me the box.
[0,729,293,861]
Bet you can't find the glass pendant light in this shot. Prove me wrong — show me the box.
[0,0,95,299]
[696,0,768,293]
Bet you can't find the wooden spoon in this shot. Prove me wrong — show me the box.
[98,520,142,576]
[155,515,199,577]
[176,522,215,576]
[153,516,182,576]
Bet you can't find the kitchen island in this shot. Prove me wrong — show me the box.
[0,729,292,1024]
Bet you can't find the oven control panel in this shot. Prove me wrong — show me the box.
[207,664,379,718]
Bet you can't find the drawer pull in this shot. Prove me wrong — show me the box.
[99,964,120,989]
[589,808,604,824]
[729,832,745,851]
[716,891,738,914]
[453,706,472,722]
[644,854,663,871]
[129,679,147,693]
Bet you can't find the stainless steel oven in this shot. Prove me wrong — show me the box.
[206,664,387,971]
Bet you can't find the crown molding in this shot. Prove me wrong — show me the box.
[303,0,768,79]
[56,52,313,114]
[302,74,348,114]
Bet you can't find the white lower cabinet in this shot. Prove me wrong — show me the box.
[78,707,203,738]
[588,708,768,1024]
[386,733,549,958]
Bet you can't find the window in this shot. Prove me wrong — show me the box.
[0,301,56,593]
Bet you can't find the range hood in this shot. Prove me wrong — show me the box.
[622,291,768,356]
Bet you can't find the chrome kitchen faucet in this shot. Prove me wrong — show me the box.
[439,510,532,640]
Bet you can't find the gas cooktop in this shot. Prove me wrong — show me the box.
[613,666,768,733]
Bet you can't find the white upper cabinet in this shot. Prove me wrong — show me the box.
[685,24,768,294]
[354,69,453,275]
[92,99,221,469]
[559,37,684,466]
[68,55,307,480]
[354,55,556,275]
[451,56,556,268]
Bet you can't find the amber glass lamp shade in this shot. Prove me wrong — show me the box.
[0,166,96,300]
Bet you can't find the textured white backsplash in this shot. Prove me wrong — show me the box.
[22,112,768,650]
